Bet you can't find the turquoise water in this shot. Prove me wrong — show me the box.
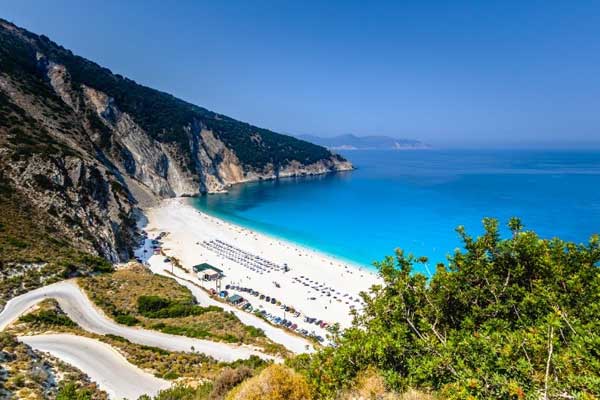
[190,150,600,272]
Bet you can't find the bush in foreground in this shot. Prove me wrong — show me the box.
[293,218,600,399]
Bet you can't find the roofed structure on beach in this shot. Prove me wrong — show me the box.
[193,263,223,273]
[201,268,222,281]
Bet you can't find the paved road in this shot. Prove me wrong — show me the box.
[20,334,170,399]
[0,280,278,362]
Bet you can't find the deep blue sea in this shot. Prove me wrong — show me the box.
[190,150,600,273]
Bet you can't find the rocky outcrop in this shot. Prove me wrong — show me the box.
[1,154,135,262]
[196,129,352,192]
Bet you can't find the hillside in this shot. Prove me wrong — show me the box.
[0,19,351,265]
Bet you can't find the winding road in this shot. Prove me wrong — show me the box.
[0,280,278,362]
[0,240,309,399]
[20,334,170,399]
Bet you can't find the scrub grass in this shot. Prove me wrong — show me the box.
[0,330,108,399]
[78,264,289,357]
[8,299,268,384]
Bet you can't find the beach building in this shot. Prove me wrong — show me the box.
[193,263,223,281]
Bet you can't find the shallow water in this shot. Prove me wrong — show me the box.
[190,149,600,272]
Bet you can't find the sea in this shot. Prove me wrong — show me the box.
[189,149,600,273]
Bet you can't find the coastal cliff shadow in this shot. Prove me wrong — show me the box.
[197,170,354,213]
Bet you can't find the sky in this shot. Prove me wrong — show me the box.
[2,0,600,148]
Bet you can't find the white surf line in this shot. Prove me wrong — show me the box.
[0,280,279,362]
[20,333,171,400]
[135,237,315,354]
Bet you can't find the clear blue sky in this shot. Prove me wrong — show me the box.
[2,0,600,147]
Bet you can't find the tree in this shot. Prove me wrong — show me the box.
[295,219,600,399]
[56,382,93,400]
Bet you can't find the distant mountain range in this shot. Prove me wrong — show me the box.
[297,134,430,150]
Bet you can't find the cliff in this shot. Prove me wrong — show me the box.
[0,19,352,263]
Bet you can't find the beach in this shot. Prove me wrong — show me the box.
[141,198,381,337]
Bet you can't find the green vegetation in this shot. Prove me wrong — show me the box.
[19,309,76,327]
[291,218,600,399]
[137,295,223,318]
[0,92,79,161]
[79,266,288,356]
[0,18,340,171]
[56,382,96,400]
[137,383,213,400]
[42,42,334,169]
[10,301,268,385]
[138,220,599,400]
[16,299,73,329]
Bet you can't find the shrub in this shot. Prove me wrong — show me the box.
[137,295,221,318]
[162,371,180,380]
[114,313,139,326]
[137,295,171,314]
[56,382,93,400]
[19,309,75,327]
[225,364,311,400]
[244,325,265,338]
[140,383,213,400]
[298,219,600,399]
[209,366,253,400]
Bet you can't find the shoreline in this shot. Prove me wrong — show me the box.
[141,198,381,332]
[188,197,374,272]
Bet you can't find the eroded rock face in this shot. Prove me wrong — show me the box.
[2,154,135,262]
[196,129,354,191]
[78,84,353,195]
